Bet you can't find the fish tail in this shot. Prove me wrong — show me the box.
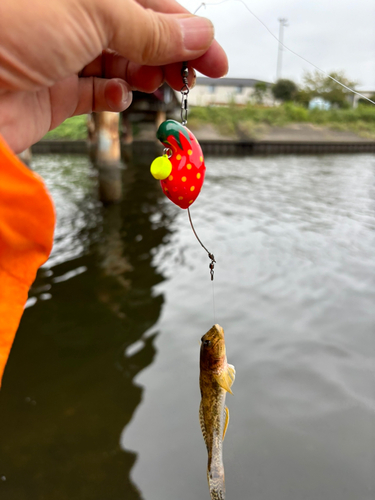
[207,467,225,500]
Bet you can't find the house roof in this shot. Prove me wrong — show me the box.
[195,77,271,87]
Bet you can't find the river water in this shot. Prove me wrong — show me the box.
[0,152,374,500]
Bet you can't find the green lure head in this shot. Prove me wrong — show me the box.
[156,120,191,150]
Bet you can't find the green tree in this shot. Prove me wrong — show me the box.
[272,79,298,102]
[253,81,268,104]
[295,88,312,108]
[301,70,356,108]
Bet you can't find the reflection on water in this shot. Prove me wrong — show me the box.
[0,153,172,500]
[0,153,374,500]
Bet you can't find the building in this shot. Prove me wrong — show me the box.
[351,90,375,108]
[308,97,331,110]
[187,77,273,107]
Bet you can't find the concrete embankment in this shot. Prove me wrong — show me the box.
[32,123,375,155]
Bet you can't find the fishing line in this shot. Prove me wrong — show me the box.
[195,0,375,106]
[187,207,216,321]
[212,273,217,323]
[178,62,217,285]
[187,207,216,281]
[171,63,217,321]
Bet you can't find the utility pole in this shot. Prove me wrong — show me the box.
[276,18,288,81]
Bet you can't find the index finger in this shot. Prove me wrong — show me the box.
[137,0,228,77]
[136,0,197,15]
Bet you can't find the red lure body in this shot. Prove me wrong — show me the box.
[155,120,206,209]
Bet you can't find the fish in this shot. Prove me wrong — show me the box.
[199,324,235,500]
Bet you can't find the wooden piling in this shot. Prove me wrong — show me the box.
[18,148,32,167]
[121,113,133,145]
[155,110,166,131]
[95,112,121,166]
[88,111,123,204]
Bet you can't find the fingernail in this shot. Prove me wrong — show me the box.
[120,81,132,106]
[106,79,133,112]
[190,68,197,89]
[178,17,214,51]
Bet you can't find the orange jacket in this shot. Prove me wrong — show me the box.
[0,135,55,387]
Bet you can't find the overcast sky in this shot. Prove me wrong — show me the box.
[179,0,375,90]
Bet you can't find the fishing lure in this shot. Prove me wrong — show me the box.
[150,119,206,209]
[150,63,215,280]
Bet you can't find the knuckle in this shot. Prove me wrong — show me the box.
[140,11,170,65]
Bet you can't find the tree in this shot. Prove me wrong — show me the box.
[272,79,297,102]
[295,89,312,108]
[253,81,268,104]
[301,70,356,108]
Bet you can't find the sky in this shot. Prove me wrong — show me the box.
[179,0,375,90]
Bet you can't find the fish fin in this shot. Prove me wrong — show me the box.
[222,406,229,441]
[199,402,209,450]
[214,365,235,395]
[228,364,236,385]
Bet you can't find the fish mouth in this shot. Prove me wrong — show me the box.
[206,324,224,340]
[213,324,224,337]
[201,324,225,347]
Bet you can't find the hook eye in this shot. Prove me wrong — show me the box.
[163,147,172,159]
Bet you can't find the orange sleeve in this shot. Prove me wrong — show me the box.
[0,135,55,387]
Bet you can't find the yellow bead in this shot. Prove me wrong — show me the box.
[197,173,201,179]
[182,176,187,182]
[190,186,195,192]
[187,164,192,170]
[150,155,172,180]
[188,150,193,155]
[176,154,182,160]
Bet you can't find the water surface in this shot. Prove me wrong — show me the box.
[0,153,374,500]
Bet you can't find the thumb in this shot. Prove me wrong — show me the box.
[100,0,215,66]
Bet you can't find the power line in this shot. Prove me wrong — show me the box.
[276,18,288,81]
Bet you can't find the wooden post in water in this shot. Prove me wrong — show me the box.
[155,110,166,131]
[18,148,32,167]
[87,113,98,165]
[121,113,133,145]
[88,111,123,204]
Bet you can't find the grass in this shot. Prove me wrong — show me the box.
[44,115,88,140]
[43,104,375,140]
[188,103,375,139]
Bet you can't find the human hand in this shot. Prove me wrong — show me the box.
[0,0,228,153]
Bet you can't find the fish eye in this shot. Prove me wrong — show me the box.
[203,339,211,347]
